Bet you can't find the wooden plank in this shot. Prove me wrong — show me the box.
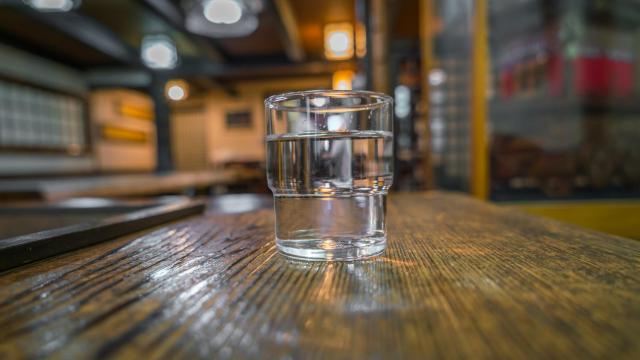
[0,192,638,358]
[269,0,305,62]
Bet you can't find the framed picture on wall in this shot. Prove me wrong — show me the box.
[225,110,252,129]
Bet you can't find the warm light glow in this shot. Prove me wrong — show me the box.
[429,69,446,86]
[324,23,354,60]
[335,80,349,90]
[141,35,178,69]
[165,80,189,101]
[355,22,367,58]
[328,32,349,53]
[24,0,76,11]
[167,85,185,101]
[332,70,354,90]
[204,0,243,24]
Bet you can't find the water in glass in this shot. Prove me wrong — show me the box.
[267,130,393,260]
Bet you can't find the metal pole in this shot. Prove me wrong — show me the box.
[419,0,435,189]
[470,0,489,199]
[150,74,174,172]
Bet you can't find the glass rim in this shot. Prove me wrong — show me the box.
[264,90,393,112]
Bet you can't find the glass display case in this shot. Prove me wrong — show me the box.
[488,0,640,201]
[430,0,640,201]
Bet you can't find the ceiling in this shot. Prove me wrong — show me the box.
[290,0,356,59]
[215,11,287,60]
[0,6,117,68]
[0,0,360,70]
[0,0,424,94]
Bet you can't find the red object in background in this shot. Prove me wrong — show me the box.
[574,56,610,97]
[547,54,563,96]
[611,59,634,98]
[574,55,635,98]
[499,67,515,98]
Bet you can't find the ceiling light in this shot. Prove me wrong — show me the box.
[329,32,349,53]
[325,23,354,60]
[167,85,185,101]
[335,80,350,90]
[204,0,242,24]
[23,0,78,11]
[165,80,189,101]
[141,35,178,69]
[185,0,262,38]
[332,70,354,90]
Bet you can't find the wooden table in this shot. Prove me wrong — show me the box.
[0,192,638,358]
[0,169,263,202]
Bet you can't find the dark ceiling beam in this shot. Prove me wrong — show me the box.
[214,79,239,97]
[18,8,139,65]
[85,68,239,96]
[138,0,226,63]
[355,0,372,89]
[267,0,305,62]
[190,75,238,96]
[168,59,354,79]
[86,68,152,89]
[87,60,353,87]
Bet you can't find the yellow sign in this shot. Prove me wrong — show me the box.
[101,126,149,143]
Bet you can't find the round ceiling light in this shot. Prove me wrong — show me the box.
[204,0,243,25]
[328,31,350,54]
[184,0,261,38]
[165,80,189,101]
[141,35,178,69]
[167,85,185,101]
[324,23,354,60]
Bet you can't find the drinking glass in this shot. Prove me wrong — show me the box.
[265,90,393,261]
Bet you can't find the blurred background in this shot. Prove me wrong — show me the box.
[0,0,638,239]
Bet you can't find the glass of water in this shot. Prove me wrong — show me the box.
[265,90,393,261]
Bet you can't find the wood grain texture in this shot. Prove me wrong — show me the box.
[0,169,262,201]
[0,192,638,359]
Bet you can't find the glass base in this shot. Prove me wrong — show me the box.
[276,236,386,261]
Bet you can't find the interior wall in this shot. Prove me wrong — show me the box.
[171,100,208,171]
[90,89,157,172]
[199,76,331,168]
